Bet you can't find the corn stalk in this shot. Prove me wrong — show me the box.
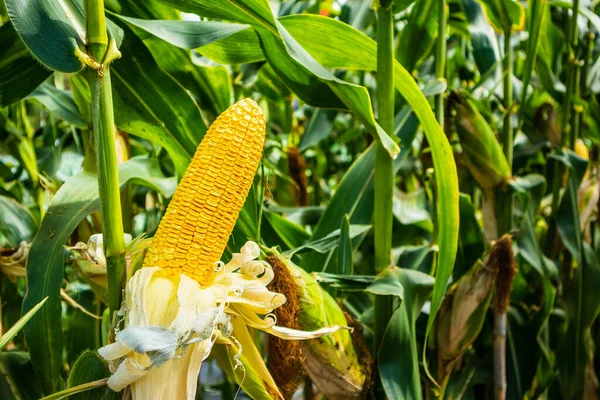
[86,0,126,316]
[373,0,395,357]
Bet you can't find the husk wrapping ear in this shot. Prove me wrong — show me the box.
[265,248,370,400]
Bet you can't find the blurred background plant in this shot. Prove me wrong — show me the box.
[0,0,599,399]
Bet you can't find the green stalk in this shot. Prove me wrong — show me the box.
[435,0,447,124]
[545,0,582,254]
[86,0,126,316]
[373,1,395,357]
[495,24,514,237]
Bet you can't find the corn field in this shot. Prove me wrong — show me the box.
[0,0,599,398]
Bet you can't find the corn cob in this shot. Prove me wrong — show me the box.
[143,98,265,285]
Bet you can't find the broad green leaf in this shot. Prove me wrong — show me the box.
[379,268,435,400]
[0,195,37,247]
[27,82,87,128]
[199,29,264,64]
[5,0,123,73]
[107,2,234,121]
[477,0,526,32]
[115,15,249,49]
[0,297,47,351]
[0,23,51,107]
[22,157,175,395]
[67,351,116,400]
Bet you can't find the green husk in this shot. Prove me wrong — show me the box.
[450,91,511,191]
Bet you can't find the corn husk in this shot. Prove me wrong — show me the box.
[265,248,369,400]
[451,91,511,191]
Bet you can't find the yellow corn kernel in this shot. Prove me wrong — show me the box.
[143,99,266,285]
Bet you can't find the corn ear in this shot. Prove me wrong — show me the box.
[265,248,369,400]
[450,91,511,191]
[436,239,501,383]
[143,99,266,285]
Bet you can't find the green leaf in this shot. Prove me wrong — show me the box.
[0,297,47,351]
[65,290,101,366]
[521,0,548,107]
[477,0,526,32]
[0,352,44,400]
[27,82,87,128]
[0,195,37,247]
[0,23,51,107]
[379,268,435,400]
[146,4,399,157]
[300,112,420,274]
[460,0,501,87]
[5,0,123,73]
[336,214,353,276]
[264,211,310,249]
[22,157,175,395]
[287,224,371,256]
[199,28,264,64]
[5,0,86,72]
[115,14,249,49]
[298,109,337,151]
[67,351,116,400]
[396,0,438,72]
[110,22,207,177]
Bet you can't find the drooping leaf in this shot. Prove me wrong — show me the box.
[5,0,123,72]
[22,157,175,395]
[115,15,249,49]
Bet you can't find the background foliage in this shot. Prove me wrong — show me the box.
[1,0,600,399]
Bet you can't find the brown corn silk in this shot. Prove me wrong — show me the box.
[143,99,266,285]
[266,255,303,399]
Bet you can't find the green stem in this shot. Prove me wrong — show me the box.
[435,0,447,124]
[373,2,395,357]
[86,0,126,316]
[496,27,514,237]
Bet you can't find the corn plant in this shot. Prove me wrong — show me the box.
[1,0,600,399]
